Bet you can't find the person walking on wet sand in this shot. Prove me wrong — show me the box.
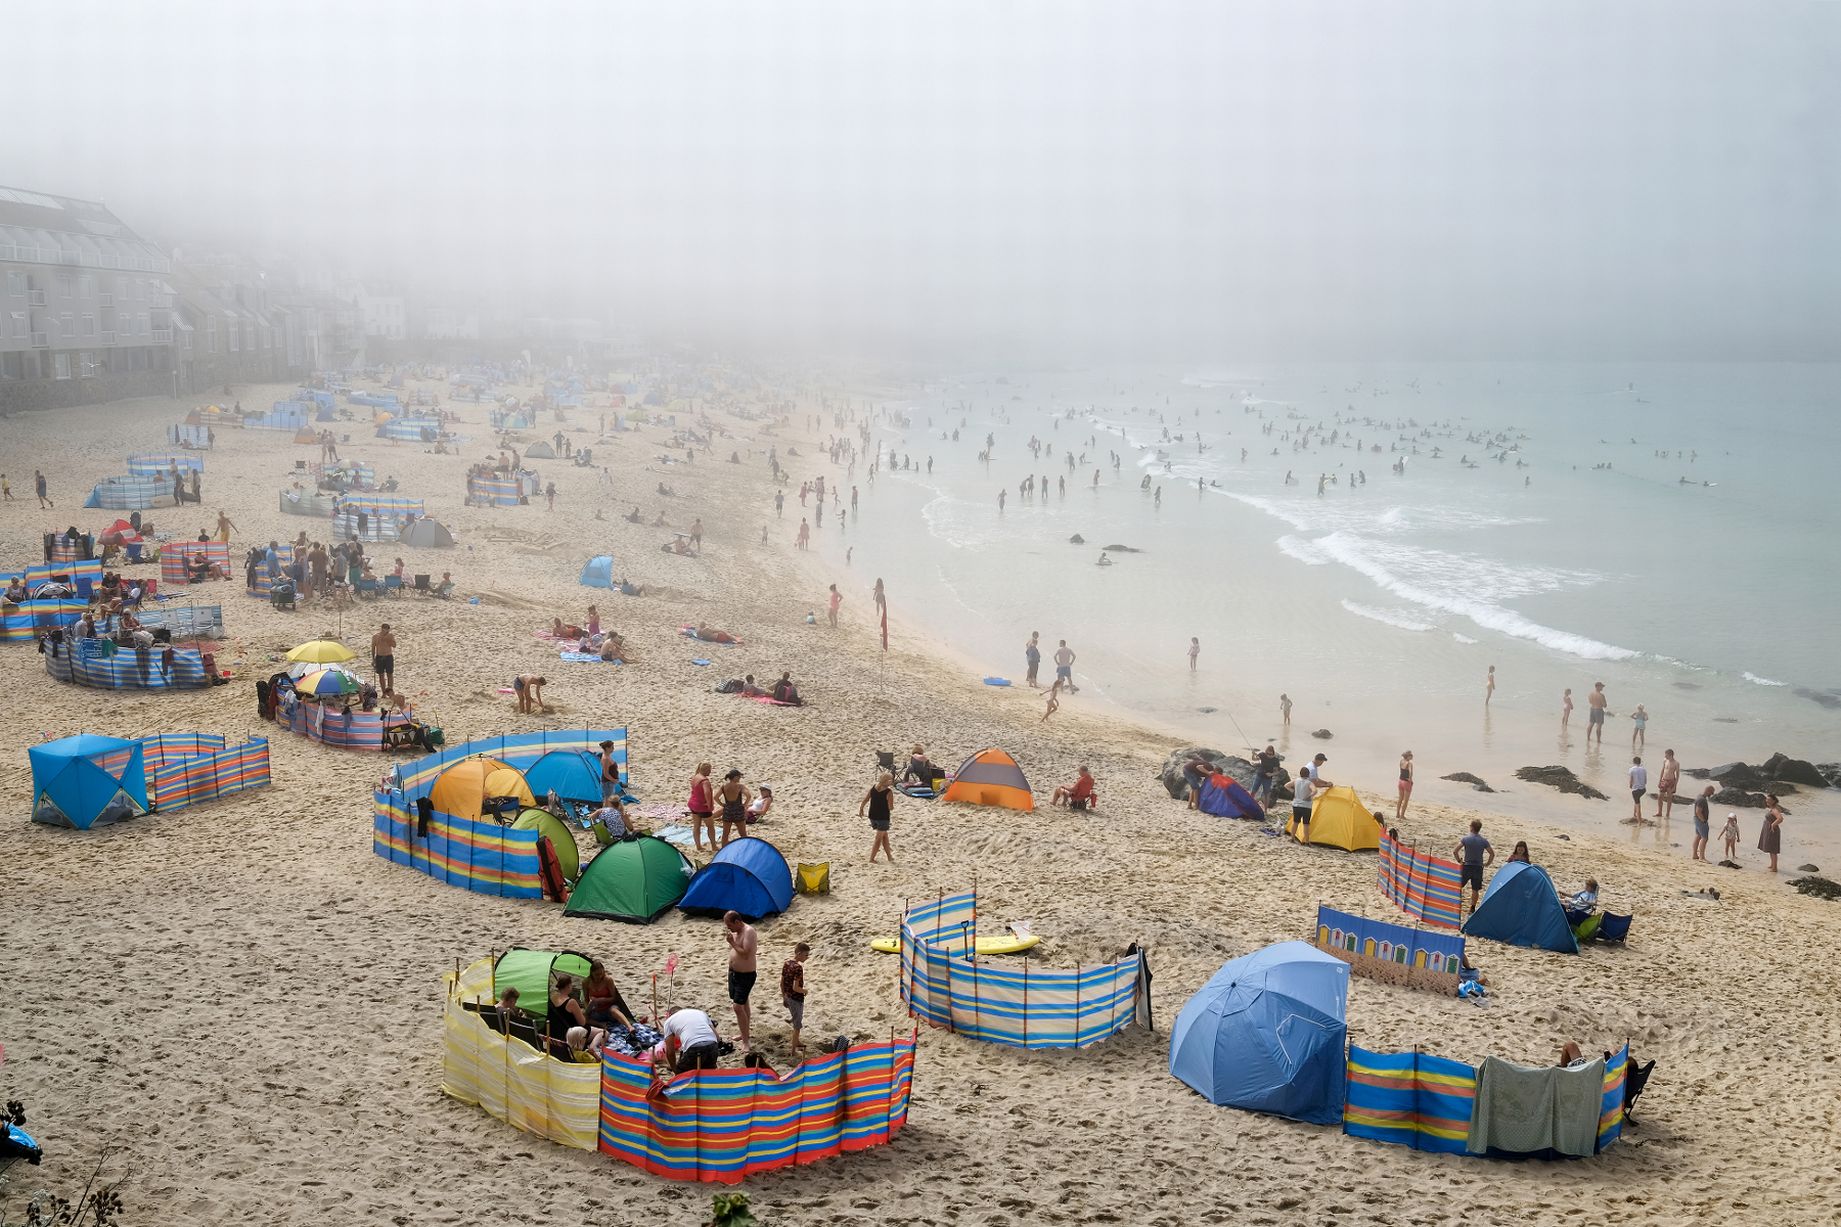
[1654,749,1680,820]
[1630,703,1648,750]
[1586,682,1609,744]
[1280,692,1292,725]
[1691,782,1715,862]
[1627,756,1647,822]
[1053,640,1078,693]
[1484,665,1496,706]
[1024,631,1041,687]
[1188,637,1200,672]
[1561,687,1574,730]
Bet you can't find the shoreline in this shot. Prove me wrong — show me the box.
[1,376,1837,1225]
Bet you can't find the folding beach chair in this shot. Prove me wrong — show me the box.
[383,575,404,598]
[412,574,431,597]
[1596,912,1633,943]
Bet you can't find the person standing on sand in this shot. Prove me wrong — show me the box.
[1654,749,1680,820]
[1291,767,1316,840]
[860,770,896,863]
[1586,682,1609,744]
[1395,751,1414,822]
[1455,819,1495,915]
[1252,744,1281,807]
[723,911,758,1053]
[687,762,715,852]
[1485,665,1496,706]
[795,518,810,550]
[1280,693,1292,725]
[1630,703,1648,749]
[1691,782,1714,862]
[1627,757,1647,822]
[1024,632,1041,687]
[371,622,396,695]
[873,578,885,617]
[1561,687,1574,729]
[1758,795,1784,872]
[1188,637,1200,672]
[1053,640,1078,693]
[827,583,842,628]
[782,943,809,1057]
[1719,810,1742,862]
[716,768,751,848]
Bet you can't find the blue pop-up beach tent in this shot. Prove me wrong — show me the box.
[1461,861,1579,954]
[678,836,794,920]
[29,734,149,829]
[524,749,608,807]
[579,555,615,588]
[1198,775,1262,819]
[1169,941,1350,1124]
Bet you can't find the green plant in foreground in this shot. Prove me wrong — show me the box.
[707,1190,757,1227]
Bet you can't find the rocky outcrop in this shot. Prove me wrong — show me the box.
[1690,754,1829,791]
[1068,534,1085,544]
[1102,544,1142,553]
[1310,728,1333,740]
[1758,752,1829,789]
[1513,765,1609,801]
[1157,747,1256,801]
[1441,772,1495,793]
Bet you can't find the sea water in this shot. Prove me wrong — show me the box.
[800,362,1839,855]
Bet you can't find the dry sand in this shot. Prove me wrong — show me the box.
[1,381,1836,1226]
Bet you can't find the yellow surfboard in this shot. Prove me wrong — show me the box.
[869,933,1040,955]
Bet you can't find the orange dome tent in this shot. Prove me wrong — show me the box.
[939,747,1034,811]
[430,756,535,820]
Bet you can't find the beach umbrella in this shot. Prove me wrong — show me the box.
[285,659,357,682]
[296,668,361,697]
[287,639,356,664]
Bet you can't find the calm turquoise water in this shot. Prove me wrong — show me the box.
[801,362,1838,840]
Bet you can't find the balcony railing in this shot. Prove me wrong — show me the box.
[151,328,172,343]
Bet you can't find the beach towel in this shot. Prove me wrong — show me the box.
[560,651,620,663]
[746,694,795,706]
[1467,1056,1605,1157]
[690,658,711,666]
[652,823,698,848]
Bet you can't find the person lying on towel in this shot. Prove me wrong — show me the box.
[693,624,737,644]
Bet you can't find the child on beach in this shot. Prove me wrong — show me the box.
[1720,812,1742,861]
[1042,678,1061,722]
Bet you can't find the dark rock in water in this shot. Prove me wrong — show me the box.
[1797,863,1820,873]
[1706,788,1789,812]
[1310,728,1333,740]
[1709,761,1765,789]
[1068,533,1086,544]
[1440,771,1495,793]
[1102,544,1143,553]
[1671,680,1703,690]
[1821,763,1841,788]
[1156,747,1256,801]
[1758,752,1829,788]
[1712,717,1739,724]
[1789,876,1841,901]
[1514,765,1609,801]
[1197,706,1217,714]
[1793,686,1841,710]
[1684,767,1712,780]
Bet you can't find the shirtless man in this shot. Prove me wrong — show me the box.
[1053,640,1078,694]
[1653,748,1681,820]
[1586,682,1609,744]
[513,673,547,714]
[724,911,758,1053]
[371,622,396,694]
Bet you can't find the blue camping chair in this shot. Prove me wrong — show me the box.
[1595,913,1633,943]
[383,575,404,598]
[354,577,382,600]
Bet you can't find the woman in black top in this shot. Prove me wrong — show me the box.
[860,770,895,864]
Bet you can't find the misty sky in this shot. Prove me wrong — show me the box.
[5,0,1835,359]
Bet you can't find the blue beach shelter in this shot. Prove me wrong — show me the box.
[1461,861,1580,953]
[1198,775,1262,819]
[579,555,615,588]
[678,836,794,920]
[524,748,611,807]
[1169,941,1350,1125]
[29,734,149,830]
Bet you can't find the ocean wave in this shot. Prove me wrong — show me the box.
[1309,531,1638,661]
[1276,535,1329,565]
[1743,671,1788,687]
[1340,600,1436,632]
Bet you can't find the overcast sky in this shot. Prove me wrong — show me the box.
[4,0,1835,359]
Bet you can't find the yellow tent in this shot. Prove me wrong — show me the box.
[431,756,535,820]
[1286,784,1381,851]
[938,747,1034,811]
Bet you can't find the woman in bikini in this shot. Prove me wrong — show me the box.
[1395,750,1414,823]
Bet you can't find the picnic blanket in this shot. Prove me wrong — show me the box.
[1467,1056,1606,1157]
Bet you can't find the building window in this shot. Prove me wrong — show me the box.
[54,352,71,379]
[227,318,239,351]
[139,313,149,335]
[78,351,95,377]
[81,313,95,336]
[7,311,22,337]
[5,271,22,296]
[60,312,75,338]
[183,330,192,349]
[78,274,94,298]
[56,273,75,297]
[206,317,217,353]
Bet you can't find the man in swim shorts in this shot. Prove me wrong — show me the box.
[1053,639,1078,693]
[1586,681,1608,744]
[725,910,758,1053]
[371,622,396,695]
[1454,819,1494,915]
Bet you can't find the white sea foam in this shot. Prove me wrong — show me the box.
[1743,672,1788,687]
[1276,535,1329,565]
[1308,532,1638,661]
[1452,633,1480,644]
[1340,600,1436,633]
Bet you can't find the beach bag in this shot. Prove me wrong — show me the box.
[714,678,743,694]
[795,862,831,895]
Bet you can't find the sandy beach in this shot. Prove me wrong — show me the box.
[2,381,1837,1226]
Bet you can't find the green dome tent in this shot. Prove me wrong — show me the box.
[564,835,696,923]
[493,948,592,1019]
[511,808,581,882]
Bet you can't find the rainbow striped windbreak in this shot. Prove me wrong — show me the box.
[46,637,214,690]
[2,559,105,599]
[161,541,229,586]
[899,890,1148,1049]
[1,600,86,644]
[441,958,916,1182]
[1344,1044,1628,1155]
[374,731,629,897]
[1377,834,1465,929]
[138,733,271,811]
